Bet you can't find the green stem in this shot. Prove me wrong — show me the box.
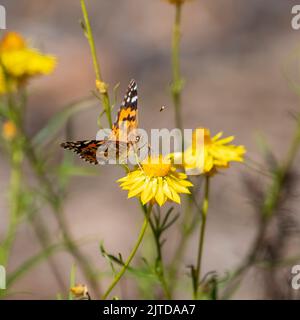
[80,0,112,128]
[102,204,152,300]
[171,3,183,131]
[155,243,171,300]
[145,207,171,299]
[193,176,210,299]
[1,92,24,266]
[169,193,197,292]
[1,139,23,266]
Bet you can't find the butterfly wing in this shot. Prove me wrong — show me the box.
[97,79,139,164]
[61,140,106,164]
[111,79,138,142]
[61,140,129,165]
[61,80,139,165]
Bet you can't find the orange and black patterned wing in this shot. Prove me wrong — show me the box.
[111,79,138,141]
[61,80,138,164]
[61,140,106,164]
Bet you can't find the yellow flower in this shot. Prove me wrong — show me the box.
[0,32,26,51]
[70,284,90,300]
[118,155,193,206]
[2,121,17,140]
[0,32,56,93]
[1,49,56,78]
[182,128,246,175]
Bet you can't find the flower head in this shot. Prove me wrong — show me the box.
[118,155,193,206]
[70,284,90,300]
[2,120,17,140]
[182,128,246,175]
[95,79,108,94]
[0,32,26,51]
[0,32,56,93]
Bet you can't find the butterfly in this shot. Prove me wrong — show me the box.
[61,79,139,164]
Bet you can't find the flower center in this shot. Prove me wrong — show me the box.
[142,157,172,177]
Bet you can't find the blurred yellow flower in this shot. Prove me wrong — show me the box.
[95,79,108,94]
[2,120,17,140]
[0,32,26,51]
[1,50,56,78]
[0,32,56,93]
[118,155,193,206]
[182,128,246,175]
[70,284,90,300]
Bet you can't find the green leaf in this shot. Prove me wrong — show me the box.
[100,242,117,275]
[100,242,158,281]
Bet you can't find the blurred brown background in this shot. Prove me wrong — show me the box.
[1,0,300,299]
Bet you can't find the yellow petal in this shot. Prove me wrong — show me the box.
[167,185,181,204]
[117,170,142,183]
[211,131,223,141]
[155,177,165,206]
[214,136,234,145]
[151,178,158,196]
[166,176,191,194]
[204,153,214,172]
[132,175,147,187]
[141,180,155,204]
[176,172,188,179]
[127,179,147,198]
[120,174,144,189]
[162,179,173,199]
[170,173,193,187]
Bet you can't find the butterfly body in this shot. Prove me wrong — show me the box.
[61,79,139,164]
